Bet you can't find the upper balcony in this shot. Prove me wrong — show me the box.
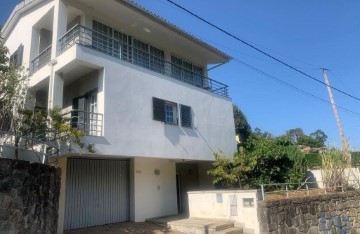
[57,25,229,97]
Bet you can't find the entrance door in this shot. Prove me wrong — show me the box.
[64,158,130,230]
[176,173,182,213]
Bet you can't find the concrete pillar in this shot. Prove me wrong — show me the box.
[97,68,105,135]
[48,71,64,109]
[51,0,67,58]
[164,51,172,77]
[57,157,67,234]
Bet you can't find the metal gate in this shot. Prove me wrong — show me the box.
[64,158,130,230]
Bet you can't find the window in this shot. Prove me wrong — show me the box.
[133,39,149,68]
[72,89,99,135]
[92,20,165,72]
[180,105,192,128]
[165,103,176,124]
[153,98,192,128]
[92,21,113,56]
[150,45,164,73]
[171,56,203,87]
[153,97,177,125]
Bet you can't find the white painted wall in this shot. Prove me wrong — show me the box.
[188,190,261,234]
[132,157,178,222]
[3,0,54,67]
[58,46,236,160]
[307,168,360,189]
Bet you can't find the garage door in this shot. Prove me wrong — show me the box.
[64,158,130,230]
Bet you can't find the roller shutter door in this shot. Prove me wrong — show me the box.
[64,158,130,230]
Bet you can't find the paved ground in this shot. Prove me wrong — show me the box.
[64,222,184,234]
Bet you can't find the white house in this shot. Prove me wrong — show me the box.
[1,0,237,233]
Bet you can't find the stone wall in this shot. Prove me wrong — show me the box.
[0,158,61,234]
[258,191,360,234]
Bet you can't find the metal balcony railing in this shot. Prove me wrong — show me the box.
[30,45,52,74]
[58,25,229,97]
[63,110,103,137]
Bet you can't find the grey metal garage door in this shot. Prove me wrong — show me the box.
[64,158,130,230]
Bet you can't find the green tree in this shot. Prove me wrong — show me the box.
[233,104,251,143]
[286,128,304,143]
[310,129,328,147]
[252,127,273,139]
[208,135,308,189]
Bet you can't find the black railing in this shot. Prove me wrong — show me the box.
[58,25,229,97]
[30,45,52,74]
[63,110,103,136]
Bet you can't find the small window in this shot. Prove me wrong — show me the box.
[153,97,177,125]
[165,103,176,124]
[180,105,192,128]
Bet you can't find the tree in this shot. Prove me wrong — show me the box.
[208,135,308,189]
[233,104,251,143]
[310,129,328,147]
[286,128,304,143]
[252,127,273,139]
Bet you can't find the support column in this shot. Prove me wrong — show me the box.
[97,68,105,135]
[51,0,67,58]
[48,70,64,109]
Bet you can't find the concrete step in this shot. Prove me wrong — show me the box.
[215,227,243,234]
[213,222,234,231]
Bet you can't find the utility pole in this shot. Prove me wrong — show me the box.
[322,68,351,165]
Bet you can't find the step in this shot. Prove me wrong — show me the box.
[212,222,234,231]
[215,227,243,234]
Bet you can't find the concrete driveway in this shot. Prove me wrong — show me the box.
[64,222,184,234]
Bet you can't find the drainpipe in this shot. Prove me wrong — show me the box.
[47,59,58,110]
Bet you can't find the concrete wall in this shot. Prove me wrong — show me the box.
[3,0,54,67]
[73,49,237,161]
[258,191,360,234]
[0,158,61,234]
[188,190,261,234]
[307,168,360,189]
[132,157,178,222]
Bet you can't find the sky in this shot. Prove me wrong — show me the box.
[1,0,359,149]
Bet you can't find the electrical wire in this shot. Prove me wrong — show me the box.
[164,0,360,101]
[232,58,360,117]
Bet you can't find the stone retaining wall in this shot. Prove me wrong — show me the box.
[0,158,61,234]
[258,191,360,234]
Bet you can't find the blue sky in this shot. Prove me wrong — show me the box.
[1,0,359,149]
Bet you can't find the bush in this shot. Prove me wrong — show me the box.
[305,153,321,168]
[208,136,308,189]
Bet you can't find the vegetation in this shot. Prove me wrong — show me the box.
[233,104,251,144]
[305,152,360,168]
[321,146,348,191]
[208,134,308,189]
[286,128,327,147]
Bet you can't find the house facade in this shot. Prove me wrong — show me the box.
[1,0,237,233]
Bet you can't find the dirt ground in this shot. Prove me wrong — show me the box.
[64,222,184,234]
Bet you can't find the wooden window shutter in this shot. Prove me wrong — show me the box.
[180,105,192,128]
[153,97,165,122]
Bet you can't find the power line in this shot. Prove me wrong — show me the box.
[165,0,360,101]
[233,58,360,117]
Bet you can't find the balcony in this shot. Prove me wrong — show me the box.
[30,45,52,74]
[58,25,229,97]
[63,110,103,137]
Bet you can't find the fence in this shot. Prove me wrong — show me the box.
[0,130,59,164]
[58,24,229,97]
[260,180,360,200]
